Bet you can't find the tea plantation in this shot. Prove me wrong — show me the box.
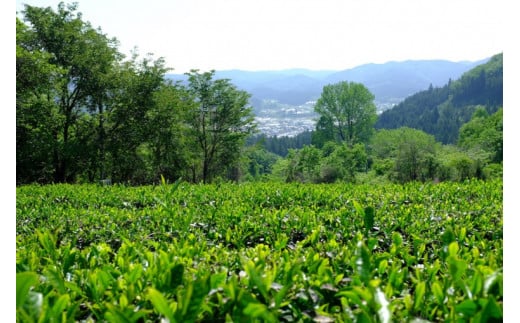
[16,180,503,322]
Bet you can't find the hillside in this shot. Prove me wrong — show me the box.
[167,59,485,107]
[375,53,503,144]
[167,59,487,137]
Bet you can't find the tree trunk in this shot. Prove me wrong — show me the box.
[98,101,106,180]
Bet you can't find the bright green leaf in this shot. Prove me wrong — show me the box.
[16,272,39,309]
[147,288,175,321]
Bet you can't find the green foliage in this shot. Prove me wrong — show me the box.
[376,53,503,144]
[319,143,368,183]
[16,3,175,185]
[184,70,257,183]
[247,131,313,157]
[451,54,503,108]
[314,81,377,147]
[284,146,322,183]
[17,3,122,183]
[241,145,280,181]
[17,180,502,321]
[458,108,503,164]
[16,3,501,187]
[16,4,258,185]
[436,145,480,181]
[371,128,438,182]
[280,143,368,183]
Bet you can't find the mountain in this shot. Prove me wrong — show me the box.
[375,53,503,144]
[166,59,487,107]
[324,59,487,103]
[165,57,491,137]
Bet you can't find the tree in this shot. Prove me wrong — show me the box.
[371,128,438,182]
[18,3,120,183]
[105,54,172,184]
[17,3,175,185]
[458,107,503,164]
[319,143,367,183]
[375,54,503,145]
[185,70,256,183]
[313,81,377,147]
[436,145,478,181]
[16,17,63,183]
[242,145,280,181]
[288,145,322,183]
[143,81,194,182]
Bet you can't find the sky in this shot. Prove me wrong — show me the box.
[14,0,506,73]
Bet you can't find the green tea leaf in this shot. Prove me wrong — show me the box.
[392,232,403,247]
[16,272,39,309]
[480,297,502,321]
[455,299,477,316]
[147,288,175,321]
[171,177,183,195]
[356,240,372,285]
[210,271,227,290]
[448,257,467,281]
[355,311,373,323]
[182,277,209,322]
[378,259,388,274]
[160,174,166,186]
[484,271,501,296]
[441,227,455,246]
[243,302,276,322]
[51,294,70,316]
[37,230,57,259]
[44,266,66,294]
[353,200,364,216]
[448,241,459,257]
[364,206,375,233]
[413,281,426,311]
[471,272,483,296]
[431,281,444,304]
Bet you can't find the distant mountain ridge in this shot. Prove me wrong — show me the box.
[166,58,488,107]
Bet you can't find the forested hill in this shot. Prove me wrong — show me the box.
[166,59,484,106]
[375,53,503,144]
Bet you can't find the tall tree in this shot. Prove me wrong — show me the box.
[105,54,171,183]
[313,81,377,147]
[143,80,194,182]
[18,2,120,182]
[185,70,256,183]
[16,17,63,183]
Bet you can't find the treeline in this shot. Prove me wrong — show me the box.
[246,131,312,157]
[16,3,502,185]
[244,57,502,184]
[375,53,503,144]
[16,3,255,185]
[245,108,502,184]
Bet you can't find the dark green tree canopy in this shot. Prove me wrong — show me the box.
[16,2,261,185]
[313,81,377,147]
[17,2,121,183]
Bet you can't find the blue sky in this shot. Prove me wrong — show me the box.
[15,0,505,73]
